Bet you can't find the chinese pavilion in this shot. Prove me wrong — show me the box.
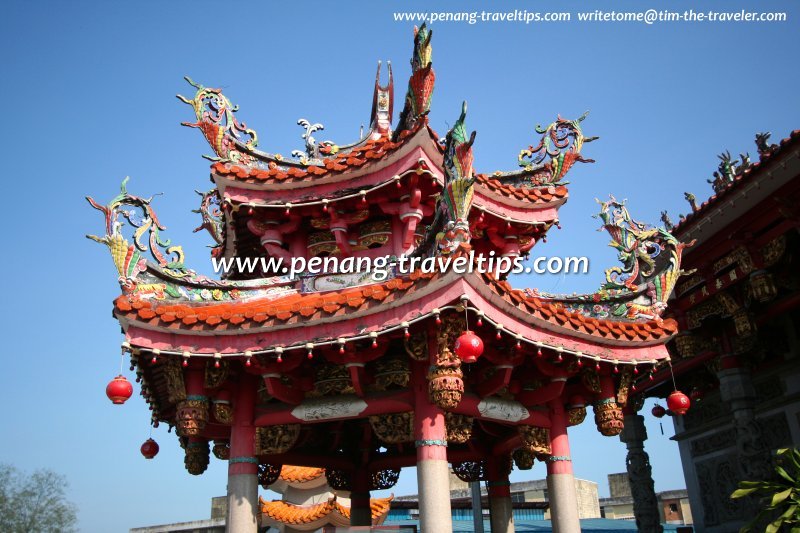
[637,130,800,532]
[89,25,690,533]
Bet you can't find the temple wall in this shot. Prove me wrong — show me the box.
[608,472,632,499]
[603,502,634,520]
[529,478,600,520]
[673,359,800,533]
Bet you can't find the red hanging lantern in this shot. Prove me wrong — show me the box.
[106,375,133,405]
[667,390,691,416]
[140,438,159,459]
[651,404,666,418]
[454,331,484,363]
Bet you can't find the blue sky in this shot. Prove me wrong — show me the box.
[0,1,797,531]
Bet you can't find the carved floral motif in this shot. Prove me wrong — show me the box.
[761,236,786,267]
[205,360,229,389]
[369,412,414,444]
[372,469,401,490]
[617,368,634,406]
[371,357,410,391]
[184,441,210,475]
[445,413,473,444]
[428,314,465,409]
[163,357,186,404]
[213,401,233,425]
[581,369,602,394]
[308,364,354,397]
[325,468,352,491]
[518,426,551,457]
[513,448,535,470]
[404,330,428,361]
[453,461,485,483]
[594,400,625,436]
[212,440,230,460]
[255,425,300,455]
[176,398,209,437]
[567,406,587,426]
[749,270,778,303]
[258,463,282,488]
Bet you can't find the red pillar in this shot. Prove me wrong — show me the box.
[350,469,372,526]
[487,458,514,533]
[547,398,580,533]
[413,332,453,532]
[227,374,258,533]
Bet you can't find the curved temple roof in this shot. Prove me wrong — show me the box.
[87,24,688,373]
[278,465,326,484]
[88,176,682,363]
[259,496,393,529]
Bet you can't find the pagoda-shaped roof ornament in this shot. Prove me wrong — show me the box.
[369,61,394,140]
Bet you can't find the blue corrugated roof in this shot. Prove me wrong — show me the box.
[385,518,685,532]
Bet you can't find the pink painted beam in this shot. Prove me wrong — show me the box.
[262,374,304,405]
[253,391,413,426]
[514,378,566,406]
[347,363,367,397]
[492,434,522,457]
[476,365,513,397]
[449,394,551,427]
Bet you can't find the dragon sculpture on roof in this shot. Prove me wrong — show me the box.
[177,76,259,164]
[533,197,694,323]
[434,102,476,256]
[394,24,434,138]
[518,111,597,185]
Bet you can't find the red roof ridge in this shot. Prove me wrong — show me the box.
[474,173,568,204]
[672,129,800,234]
[481,272,676,342]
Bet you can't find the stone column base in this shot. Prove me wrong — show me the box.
[417,459,453,532]
[489,494,514,533]
[227,473,258,533]
[547,472,580,533]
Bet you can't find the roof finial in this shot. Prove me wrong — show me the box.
[394,24,434,139]
[369,60,394,139]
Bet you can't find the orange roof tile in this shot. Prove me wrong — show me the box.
[259,496,392,525]
[115,268,674,343]
[115,271,436,331]
[213,131,418,185]
[475,173,568,204]
[279,465,325,483]
[482,272,677,342]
